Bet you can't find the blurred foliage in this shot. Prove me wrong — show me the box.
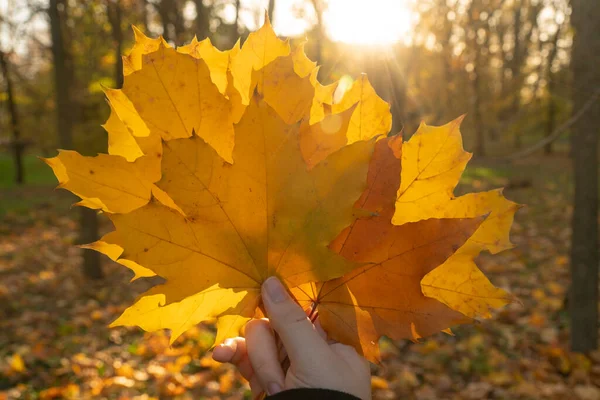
[0,0,573,163]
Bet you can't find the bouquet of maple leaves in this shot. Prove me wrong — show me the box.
[45,18,519,363]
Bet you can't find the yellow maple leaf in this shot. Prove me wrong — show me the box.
[299,104,358,169]
[292,64,388,169]
[102,88,155,162]
[45,20,387,345]
[121,44,235,162]
[111,34,240,164]
[81,234,155,281]
[42,151,157,213]
[177,36,240,95]
[290,41,338,124]
[105,97,375,342]
[103,103,144,162]
[331,74,392,143]
[256,54,316,124]
[393,117,519,318]
[123,26,170,76]
[421,254,513,318]
[230,13,290,105]
[291,41,316,77]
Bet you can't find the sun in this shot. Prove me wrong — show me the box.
[324,0,414,45]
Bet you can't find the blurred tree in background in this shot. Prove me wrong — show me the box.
[569,0,599,353]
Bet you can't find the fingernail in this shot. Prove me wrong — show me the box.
[264,277,288,303]
[267,382,283,395]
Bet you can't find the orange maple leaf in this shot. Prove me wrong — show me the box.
[292,137,483,362]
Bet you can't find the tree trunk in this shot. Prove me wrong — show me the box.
[194,0,210,40]
[544,24,562,155]
[172,1,185,42]
[49,0,73,150]
[544,79,557,155]
[107,0,124,88]
[570,0,600,353]
[0,48,25,184]
[468,0,485,156]
[80,208,103,279]
[511,4,522,148]
[441,30,453,124]
[140,0,150,32]
[310,0,324,66]
[268,0,275,23]
[508,0,541,148]
[235,0,240,29]
[472,50,485,156]
[497,22,507,103]
[157,0,172,41]
[157,0,184,43]
[49,0,103,280]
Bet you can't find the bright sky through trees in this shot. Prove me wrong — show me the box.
[227,0,415,44]
[323,0,413,44]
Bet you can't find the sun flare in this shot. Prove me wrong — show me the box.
[324,0,414,45]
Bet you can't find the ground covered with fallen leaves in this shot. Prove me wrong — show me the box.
[1,154,599,400]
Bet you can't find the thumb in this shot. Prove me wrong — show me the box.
[262,277,331,367]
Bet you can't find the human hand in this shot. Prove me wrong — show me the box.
[212,277,371,399]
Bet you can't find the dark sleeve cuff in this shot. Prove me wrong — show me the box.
[267,388,362,400]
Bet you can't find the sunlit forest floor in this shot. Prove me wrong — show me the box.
[1,153,599,400]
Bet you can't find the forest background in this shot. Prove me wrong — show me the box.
[1,0,599,399]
